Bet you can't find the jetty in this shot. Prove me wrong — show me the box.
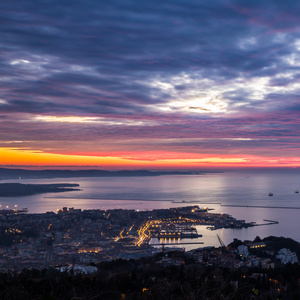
[252,219,279,226]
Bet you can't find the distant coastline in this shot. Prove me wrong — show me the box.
[0,183,80,197]
[0,167,214,180]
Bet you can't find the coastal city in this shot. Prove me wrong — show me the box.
[0,205,296,273]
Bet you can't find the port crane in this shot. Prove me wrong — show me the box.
[217,234,226,248]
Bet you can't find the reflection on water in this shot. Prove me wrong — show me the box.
[1,170,300,246]
[155,237,182,244]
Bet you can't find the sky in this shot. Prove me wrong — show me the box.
[1,0,300,170]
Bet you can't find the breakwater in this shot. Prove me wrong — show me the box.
[221,204,300,210]
[253,219,279,226]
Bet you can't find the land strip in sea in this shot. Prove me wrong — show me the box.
[0,183,80,197]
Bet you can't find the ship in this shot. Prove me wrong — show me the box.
[268,192,273,196]
[156,226,201,238]
[156,229,181,238]
[294,190,299,193]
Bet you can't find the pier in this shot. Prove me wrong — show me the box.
[253,219,279,226]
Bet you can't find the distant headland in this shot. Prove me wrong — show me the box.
[0,167,211,180]
[0,183,80,197]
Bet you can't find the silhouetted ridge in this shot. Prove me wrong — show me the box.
[0,168,203,179]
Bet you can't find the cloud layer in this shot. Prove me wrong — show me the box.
[1,0,300,168]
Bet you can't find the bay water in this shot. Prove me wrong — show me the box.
[1,169,299,249]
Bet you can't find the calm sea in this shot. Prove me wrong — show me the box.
[1,169,300,249]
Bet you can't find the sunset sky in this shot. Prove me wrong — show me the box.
[1,0,300,169]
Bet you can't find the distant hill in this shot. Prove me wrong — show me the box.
[0,168,206,179]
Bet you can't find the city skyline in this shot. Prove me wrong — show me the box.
[1,0,300,169]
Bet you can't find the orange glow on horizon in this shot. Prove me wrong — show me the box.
[1,147,300,169]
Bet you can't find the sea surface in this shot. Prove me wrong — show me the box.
[1,169,300,249]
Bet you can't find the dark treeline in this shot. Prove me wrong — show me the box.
[0,252,300,299]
